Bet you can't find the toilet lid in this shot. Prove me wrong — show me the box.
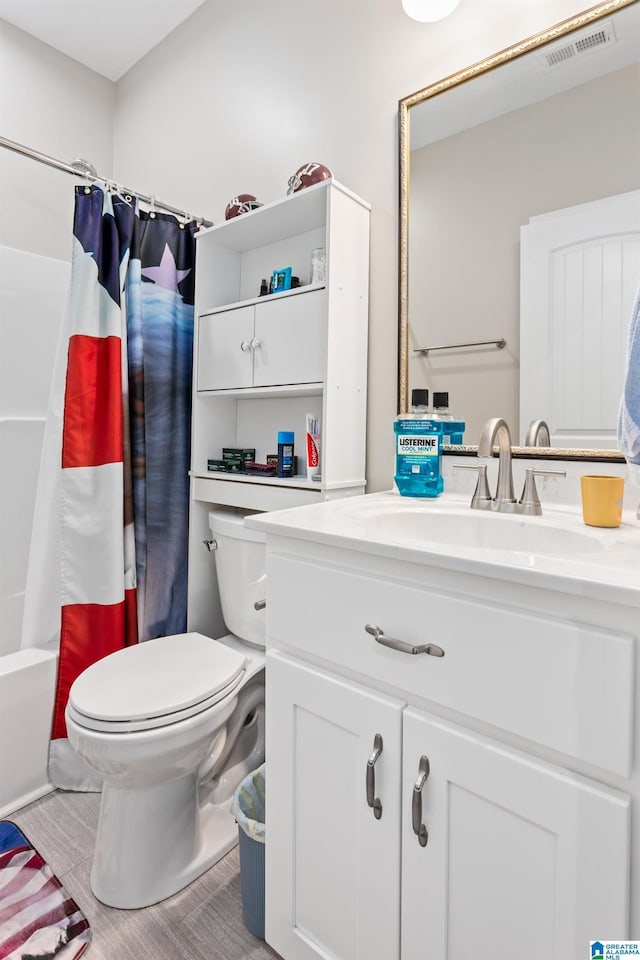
[68,632,247,727]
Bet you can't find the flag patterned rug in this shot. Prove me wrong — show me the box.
[0,821,90,959]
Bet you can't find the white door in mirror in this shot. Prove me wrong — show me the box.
[520,189,640,449]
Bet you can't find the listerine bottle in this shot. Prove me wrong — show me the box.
[433,392,466,445]
[393,389,443,498]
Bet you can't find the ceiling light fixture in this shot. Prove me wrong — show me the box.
[402,0,460,22]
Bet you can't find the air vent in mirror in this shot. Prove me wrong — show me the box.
[539,19,616,71]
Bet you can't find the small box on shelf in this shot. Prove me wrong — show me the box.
[223,447,256,467]
[244,462,278,477]
[267,454,298,476]
[271,267,292,293]
[207,458,243,473]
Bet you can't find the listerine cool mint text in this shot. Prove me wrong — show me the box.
[393,389,444,498]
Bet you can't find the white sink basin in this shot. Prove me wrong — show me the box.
[347,503,604,556]
[324,492,640,576]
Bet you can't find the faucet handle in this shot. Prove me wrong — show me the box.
[453,463,492,510]
[518,468,566,515]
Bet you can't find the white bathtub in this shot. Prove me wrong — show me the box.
[0,647,57,818]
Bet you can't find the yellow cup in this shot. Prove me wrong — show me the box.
[580,475,624,528]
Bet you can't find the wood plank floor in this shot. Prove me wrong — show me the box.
[10,790,281,960]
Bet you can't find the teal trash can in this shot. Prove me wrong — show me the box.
[231,764,266,939]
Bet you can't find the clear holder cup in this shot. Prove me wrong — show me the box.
[310,247,326,285]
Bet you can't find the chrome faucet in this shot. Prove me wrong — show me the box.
[477,417,516,508]
[525,419,550,447]
[459,416,565,515]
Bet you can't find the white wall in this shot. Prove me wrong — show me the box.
[0,18,114,260]
[112,0,591,493]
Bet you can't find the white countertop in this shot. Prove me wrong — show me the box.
[246,491,640,607]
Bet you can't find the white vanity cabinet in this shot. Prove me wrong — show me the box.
[256,524,636,960]
[267,651,403,960]
[266,651,629,960]
[187,180,369,637]
[401,710,629,960]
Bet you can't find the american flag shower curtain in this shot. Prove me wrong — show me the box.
[29,184,196,789]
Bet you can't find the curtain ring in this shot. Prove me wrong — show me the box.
[70,157,97,196]
[149,195,156,219]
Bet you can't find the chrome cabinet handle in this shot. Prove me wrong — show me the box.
[366,734,383,820]
[250,337,261,350]
[240,339,252,352]
[365,624,444,658]
[412,755,430,847]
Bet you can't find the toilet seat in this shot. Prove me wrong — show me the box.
[67,632,248,734]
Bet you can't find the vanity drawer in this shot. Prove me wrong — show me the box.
[267,555,634,777]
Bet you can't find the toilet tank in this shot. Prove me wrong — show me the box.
[208,510,266,649]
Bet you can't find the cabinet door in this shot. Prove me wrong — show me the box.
[401,709,630,960]
[253,290,326,387]
[266,651,404,960]
[197,305,254,390]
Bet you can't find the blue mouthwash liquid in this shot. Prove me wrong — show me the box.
[433,391,466,445]
[394,389,443,498]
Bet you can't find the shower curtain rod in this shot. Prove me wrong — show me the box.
[0,135,214,227]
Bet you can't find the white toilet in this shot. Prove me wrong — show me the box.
[65,509,266,909]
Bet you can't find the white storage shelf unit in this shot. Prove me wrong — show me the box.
[190,178,371,512]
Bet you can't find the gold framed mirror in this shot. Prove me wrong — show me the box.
[399,0,639,460]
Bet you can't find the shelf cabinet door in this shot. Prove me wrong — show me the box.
[197,304,254,390]
[253,290,326,387]
[401,709,630,960]
[266,651,404,960]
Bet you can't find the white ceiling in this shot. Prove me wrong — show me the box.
[0,0,208,81]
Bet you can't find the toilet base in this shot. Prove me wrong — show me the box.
[91,776,241,909]
[90,700,265,910]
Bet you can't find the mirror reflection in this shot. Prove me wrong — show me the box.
[399,0,640,455]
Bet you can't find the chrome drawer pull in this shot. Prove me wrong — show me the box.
[365,624,444,658]
[366,734,383,820]
[412,755,430,847]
